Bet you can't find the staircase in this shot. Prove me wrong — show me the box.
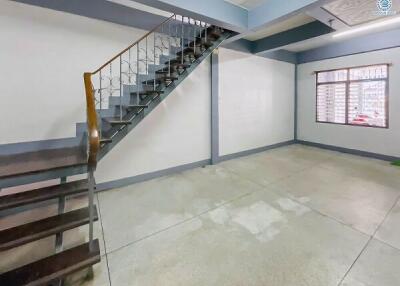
[0,14,230,285]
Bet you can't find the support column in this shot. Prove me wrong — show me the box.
[294,64,298,141]
[211,49,219,164]
[55,176,67,253]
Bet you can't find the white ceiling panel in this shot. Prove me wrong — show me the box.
[323,0,400,26]
[224,0,268,10]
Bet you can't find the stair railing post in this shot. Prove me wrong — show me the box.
[119,56,123,121]
[99,71,102,139]
[136,43,140,105]
[168,18,171,76]
[55,176,67,253]
[88,169,95,252]
[205,21,208,42]
[153,29,156,92]
[193,20,197,56]
[181,16,184,65]
[145,36,148,75]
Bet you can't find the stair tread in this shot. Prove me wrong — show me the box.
[0,239,100,286]
[106,119,133,125]
[0,206,98,251]
[115,104,149,108]
[100,137,112,144]
[0,179,88,211]
[0,147,87,181]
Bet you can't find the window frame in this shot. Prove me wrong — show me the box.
[315,63,389,129]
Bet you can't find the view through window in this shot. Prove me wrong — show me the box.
[316,64,388,128]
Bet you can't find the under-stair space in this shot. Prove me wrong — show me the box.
[0,14,231,286]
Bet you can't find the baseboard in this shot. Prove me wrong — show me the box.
[216,140,296,163]
[96,159,211,191]
[296,140,400,162]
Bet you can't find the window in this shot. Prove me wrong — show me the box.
[316,64,389,128]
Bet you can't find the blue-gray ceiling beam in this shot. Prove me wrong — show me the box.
[253,21,334,54]
[297,27,400,63]
[131,0,248,33]
[221,39,255,54]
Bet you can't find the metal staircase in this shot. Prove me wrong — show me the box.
[0,14,231,285]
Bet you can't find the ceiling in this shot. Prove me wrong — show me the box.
[323,0,400,26]
[244,13,315,41]
[224,0,267,10]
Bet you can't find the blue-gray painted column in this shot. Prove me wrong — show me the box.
[294,64,298,140]
[211,49,220,164]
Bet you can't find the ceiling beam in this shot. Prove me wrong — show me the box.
[253,21,334,54]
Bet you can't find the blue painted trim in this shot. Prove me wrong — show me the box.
[13,0,167,31]
[296,140,400,162]
[97,140,296,190]
[96,159,211,191]
[218,140,296,163]
[253,21,334,54]
[297,28,400,64]
[211,50,219,164]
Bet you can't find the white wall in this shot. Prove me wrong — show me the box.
[297,48,400,157]
[0,1,212,183]
[0,1,147,144]
[1,2,297,184]
[96,59,211,183]
[218,48,295,156]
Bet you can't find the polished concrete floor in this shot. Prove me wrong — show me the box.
[1,144,400,285]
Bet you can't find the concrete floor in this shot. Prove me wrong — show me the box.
[1,144,400,285]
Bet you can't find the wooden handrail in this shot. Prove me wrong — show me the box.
[91,14,175,75]
[83,73,100,169]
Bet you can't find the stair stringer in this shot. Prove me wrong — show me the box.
[98,32,231,160]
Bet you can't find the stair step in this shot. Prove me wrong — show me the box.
[188,38,214,48]
[142,76,178,85]
[107,120,132,126]
[0,147,87,183]
[0,179,88,212]
[115,104,149,110]
[0,206,98,251]
[164,60,191,68]
[0,239,101,286]
[100,137,112,144]
[176,47,204,57]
